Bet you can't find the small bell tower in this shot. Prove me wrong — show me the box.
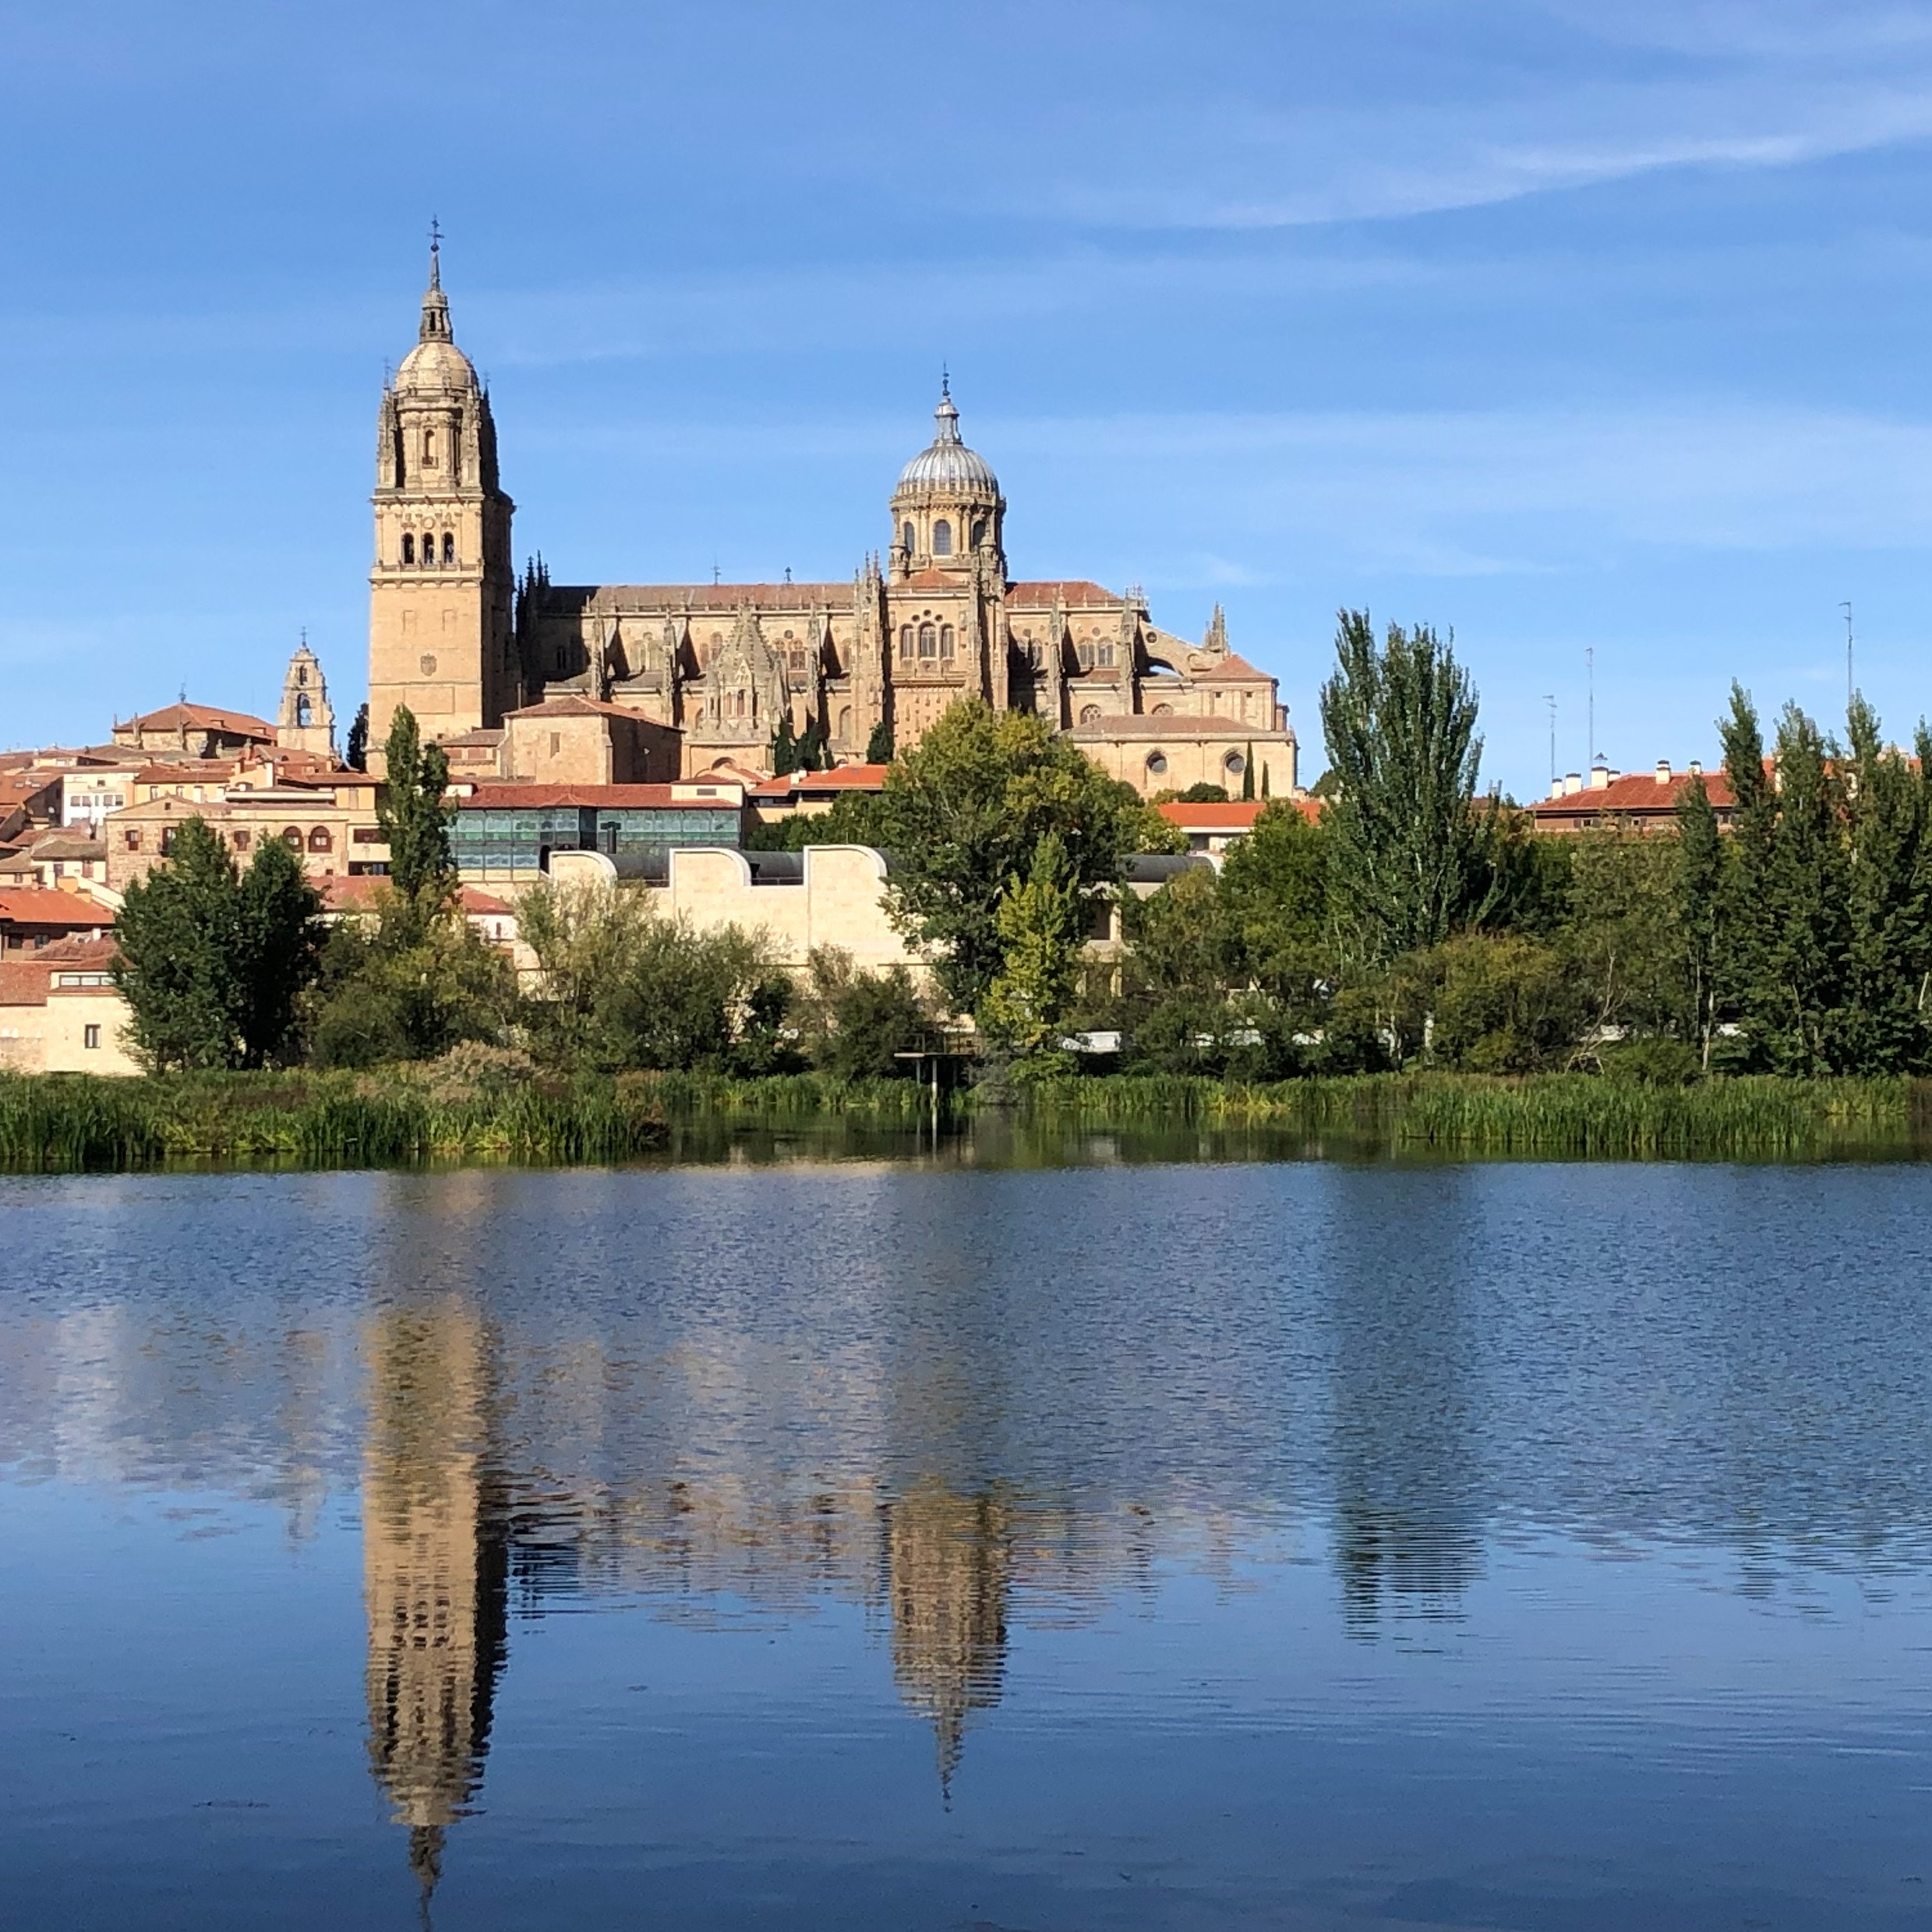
[277,636,336,754]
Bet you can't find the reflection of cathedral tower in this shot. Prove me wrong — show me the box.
[882,1479,1011,1792]
[362,1298,507,1901]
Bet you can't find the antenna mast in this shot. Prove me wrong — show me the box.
[1841,601,1854,709]
[1544,694,1557,788]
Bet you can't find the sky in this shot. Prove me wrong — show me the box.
[5,0,1932,797]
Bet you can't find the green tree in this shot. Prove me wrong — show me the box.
[1563,825,1684,1049]
[1392,931,1584,1072]
[1175,782,1229,804]
[344,703,370,772]
[743,789,891,851]
[113,819,323,1070]
[796,946,933,1078]
[377,706,455,923]
[981,831,1087,1054]
[769,712,800,776]
[1116,865,1254,1073]
[1675,774,1726,1069]
[1318,612,1491,963]
[865,719,895,764]
[876,700,1139,1018]
[1241,742,1256,800]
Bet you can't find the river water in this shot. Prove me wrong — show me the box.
[4,1151,1932,1928]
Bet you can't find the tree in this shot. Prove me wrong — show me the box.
[1563,825,1684,1052]
[796,719,828,772]
[796,946,933,1078]
[1675,774,1725,1069]
[743,789,890,851]
[377,706,454,921]
[875,699,1140,1018]
[1318,612,1489,964]
[344,703,370,772]
[1218,802,1329,1008]
[113,818,322,1070]
[865,719,895,765]
[981,832,1086,1055]
[1176,782,1229,804]
[1391,931,1584,1072]
[769,712,800,777]
[1241,743,1256,801]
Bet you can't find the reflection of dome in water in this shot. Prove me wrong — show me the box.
[896,387,999,496]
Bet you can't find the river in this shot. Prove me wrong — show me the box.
[4,1152,1931,1927]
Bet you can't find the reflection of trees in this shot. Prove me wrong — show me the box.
[361,1298,507,1905]
[881,1479,1011,1792]
[1324,1174,1485,1635]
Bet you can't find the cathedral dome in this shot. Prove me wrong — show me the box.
[396,335,477,391]
[896,387,999,496]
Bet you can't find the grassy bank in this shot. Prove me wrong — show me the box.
[2,1068,1924,1171]
[1014,1072,1926,1159]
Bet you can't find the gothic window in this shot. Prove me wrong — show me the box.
[735,691,747,717]
[442,532,456,566]
[933,519,952,556]
[401,532,415,566]
[295,695,313,728]
[899,625,914,659]
[939,624,955,659]
[307,827,333,853]
[918,623,937,659]
[1098,641,1116,668]
[1079,704,1101,725]
[901,521,914,553]
[837,706,852,740]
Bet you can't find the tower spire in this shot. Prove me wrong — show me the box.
[428,216,443,290]
[419,223,452,344]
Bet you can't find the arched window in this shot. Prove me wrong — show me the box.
[296,666,307,687]
[423,429,436,464]
[281,826,303,849]
[401,532,415,566]
[901,521,915,553]
[939,624,955,659]
[918,623,937,659]
[1152,702,1174,715]
[971,518,987,549]
[933,519,952,556]
[837,706,852,740]
[1079,704,1101,725]
[442,531,456,566]
[308,826,333,852]
[1145,753,1167,777]
[899,625,914,659]
[295,694,312,728]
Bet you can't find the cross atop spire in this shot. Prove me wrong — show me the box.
[940,362,950,401]
[428,217,443,290]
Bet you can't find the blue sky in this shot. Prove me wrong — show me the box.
[5,0,1932,797]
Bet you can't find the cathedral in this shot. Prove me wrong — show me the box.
[368,246,1297,796]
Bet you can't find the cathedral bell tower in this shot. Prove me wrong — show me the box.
[888,380,1005,583]
[366,237,516,775]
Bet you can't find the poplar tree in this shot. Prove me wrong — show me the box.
[1318,611,1489,963]
[378,706,455,919]
[770,713,800,776]
[1674,775,1725,1068]
[982,832,1086,1054]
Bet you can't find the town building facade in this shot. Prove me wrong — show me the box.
[366,248,1297,796]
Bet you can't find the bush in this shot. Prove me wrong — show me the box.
[1598,1037,1701,1086]
[797,948,934,1079]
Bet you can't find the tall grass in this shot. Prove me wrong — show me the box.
[1012,1072,1923,1159]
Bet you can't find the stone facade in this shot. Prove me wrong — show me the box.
[366,256,1298,797]
[277,641,337,756]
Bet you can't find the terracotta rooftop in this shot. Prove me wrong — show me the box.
[457,783,729,810]
[121,702,276,740]
[752,763,891,796]
[132,761,245,786]
[504,694,665,722]
[0,888,113,929]
[1206,652,1274,683]
[1007,580,1119,608]
[1531,768,1739,818]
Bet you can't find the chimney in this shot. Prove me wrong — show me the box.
[1563,771,1583,796]
[1688,759,1702,778]
[1655,759,1671,785]
[1588,765,1612,790]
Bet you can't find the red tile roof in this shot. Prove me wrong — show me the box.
[0,888,112,930]
[1531,768,1738,821]
[504,694,666,722]
[132,761,244,786]
[752,763,892,797]
[1203,652,1273,683]
[1157,798,1319,831]
[1007,580,1119,607]
[457,783,723,810]
[122,702,277,740]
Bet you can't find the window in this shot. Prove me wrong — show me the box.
[972,518,987,549]
[899,626,914,659]
[549,733,562,758]
[124,829,141,852]
[443,531,456,566]
[295,694,312,727]
[933,519,952,556]
[232,831,250,852]
[401,532,415,566]
[423,429,436,464]
[1224,752,1246,776]
[297,666,307,687]
[1098,641,1116,668]
[837,706,852,739]
[281,827,303,849]
[939,624,955,660]
[160,827,177,856]
[1152,703,1174,715]
[918,623,937,659]
[306,827,332,853]
[901,521,915,553]
[1079,704,1101,725]
[83,1025,101,1051]
[1076,642,1093,671]
[1146,753,1168,776]
[352,827,383,844]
